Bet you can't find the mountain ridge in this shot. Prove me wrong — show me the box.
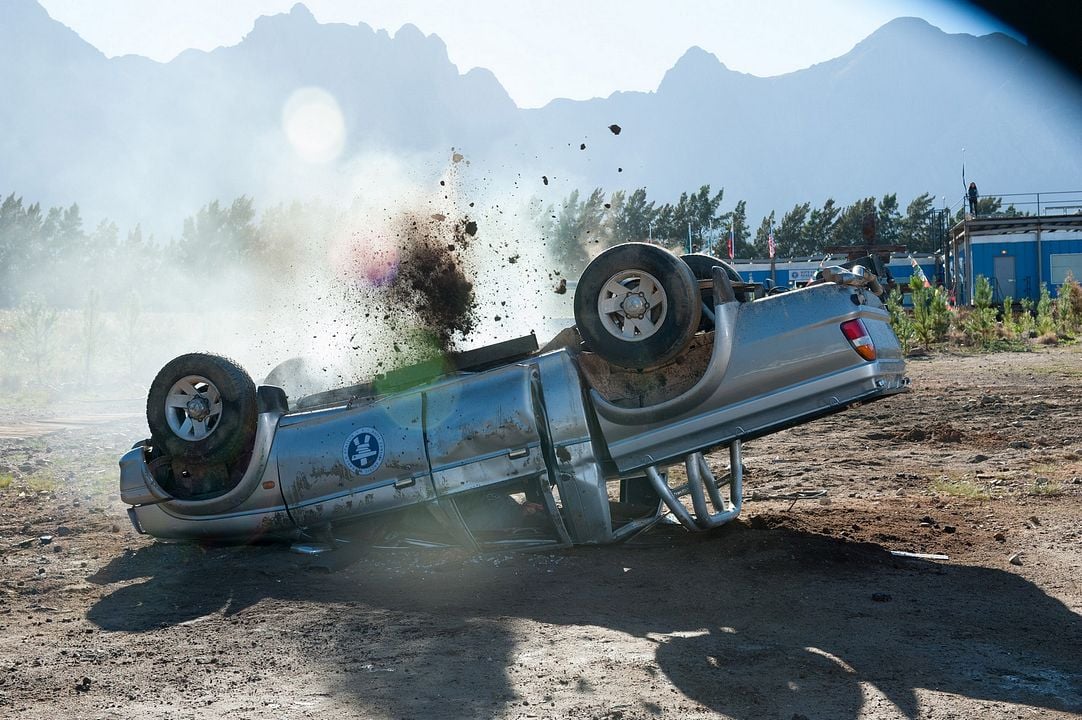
[2,3,1080,230]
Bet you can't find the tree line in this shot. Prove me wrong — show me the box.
[0,185,994,310]
[535,185,984,274]
[0,193,345,309]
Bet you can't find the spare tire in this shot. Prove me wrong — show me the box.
[146,353,258,466]
[574,243,701,369]
[681,253,747,328]
[680,253,744,286]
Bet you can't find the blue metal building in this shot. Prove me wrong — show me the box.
[949,215,1082,304]
[728,254,938,291]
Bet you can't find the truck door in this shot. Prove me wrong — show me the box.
[425,363,571,549]
[274,392,435,529]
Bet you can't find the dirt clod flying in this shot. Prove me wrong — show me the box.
[384,213,479,353]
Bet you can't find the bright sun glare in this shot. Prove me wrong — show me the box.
[282,86,346,164]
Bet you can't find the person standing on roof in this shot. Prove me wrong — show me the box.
[968,182,979,216]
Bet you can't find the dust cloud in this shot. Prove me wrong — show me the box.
[0,149,574,409]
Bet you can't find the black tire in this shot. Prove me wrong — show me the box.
[681,254,747,329]
[680,253,743,286]
[146,353,258,466]
[574,243,701,369]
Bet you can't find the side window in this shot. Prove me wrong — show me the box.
[453,477,564,549]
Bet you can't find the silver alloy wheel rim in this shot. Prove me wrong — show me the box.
[164,374,224,442]
[596,269,668,342]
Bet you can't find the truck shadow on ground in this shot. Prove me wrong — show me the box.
[87,522,1082,719]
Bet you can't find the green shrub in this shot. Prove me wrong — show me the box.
[909,274,950,349]
[1018,297,1036,337]
[1056,272,1082,335]
[886,287,914,354]
[1001,295,1015,338]
[1036,283,1056,336]
[963,275,997,345]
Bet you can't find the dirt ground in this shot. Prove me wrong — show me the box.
[0,346,1079,719]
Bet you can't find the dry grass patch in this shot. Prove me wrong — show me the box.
[931,476,992,500]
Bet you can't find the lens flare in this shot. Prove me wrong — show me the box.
[333,231,400,288]
[282,87,346,164]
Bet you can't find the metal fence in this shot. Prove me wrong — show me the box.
[954,190,1082,218]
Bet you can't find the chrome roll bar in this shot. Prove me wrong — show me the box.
[645,440,744,531]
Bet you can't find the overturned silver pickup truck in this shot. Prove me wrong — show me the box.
[119,244,907,551]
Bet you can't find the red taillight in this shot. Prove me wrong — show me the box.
[841,318,876,361]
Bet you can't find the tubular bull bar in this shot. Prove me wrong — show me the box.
[645,440,743,531]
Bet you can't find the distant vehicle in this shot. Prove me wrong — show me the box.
[119,244,907,551]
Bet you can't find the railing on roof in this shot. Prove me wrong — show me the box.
[953,189,1082,218]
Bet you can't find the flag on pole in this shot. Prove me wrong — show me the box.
[727,226,735,260]
[909,254,931,288]
[767,232,776,259]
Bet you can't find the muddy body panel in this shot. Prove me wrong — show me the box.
[426,364,550,497]
[275,391,433,529]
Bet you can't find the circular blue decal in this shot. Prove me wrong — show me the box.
[343,427,385,475]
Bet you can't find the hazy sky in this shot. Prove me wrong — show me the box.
[38,0,1018,108]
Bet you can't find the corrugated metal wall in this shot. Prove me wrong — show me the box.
[970,232,1082,300]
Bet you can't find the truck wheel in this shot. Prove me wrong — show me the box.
[574,243,701,369]
[681,253,743,286]
[146,353,258,465]
[681,253,746,328]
